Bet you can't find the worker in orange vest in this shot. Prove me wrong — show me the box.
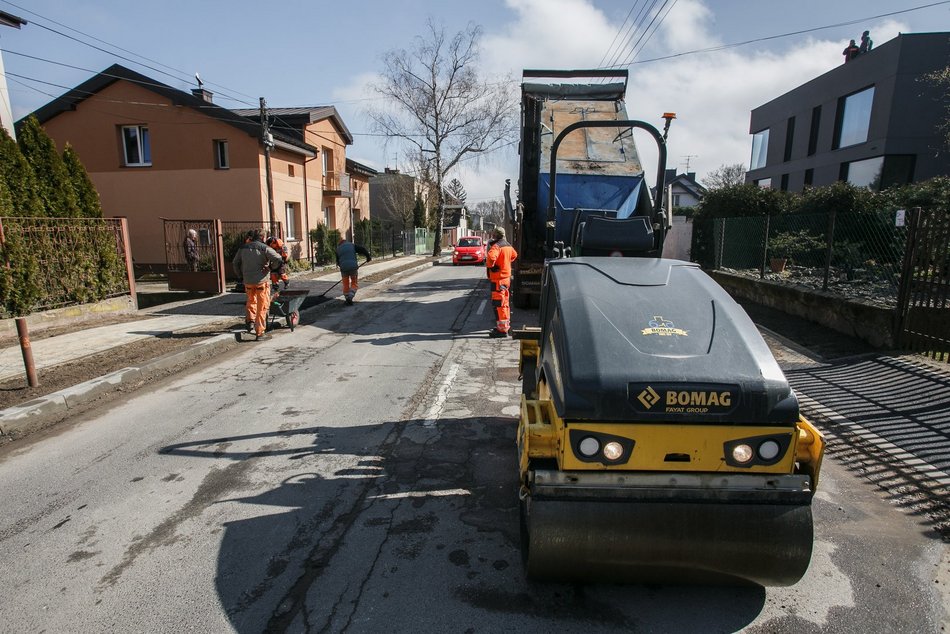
[233,229,283,340]
[266,235,290,289]
[486,226,518,338]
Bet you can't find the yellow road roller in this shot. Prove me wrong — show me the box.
[515,257,825,586]
[505,70,824,585]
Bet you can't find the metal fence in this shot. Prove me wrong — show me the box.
[0,216,131,314]
[164,219,219,273]
[895,207,950,361]
[354,219,407,259]
[406,228,434,255]
[702,210,907,309]
[220,220,282,281]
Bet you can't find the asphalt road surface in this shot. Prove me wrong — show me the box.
[0,262,946,633]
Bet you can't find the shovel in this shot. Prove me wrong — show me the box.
[318,261,366,297]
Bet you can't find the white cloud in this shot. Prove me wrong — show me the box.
[481,0,617,73]
[338,1,913,204]
[628,16,911,183]
[656,0,719,52]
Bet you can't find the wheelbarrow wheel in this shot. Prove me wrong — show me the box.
[288,311,299,331]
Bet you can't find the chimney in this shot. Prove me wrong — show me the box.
[687,172,696,181]
[191,88,214,103]
[665,168,677,182]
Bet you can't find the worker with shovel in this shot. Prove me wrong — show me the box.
[336,236,371,305]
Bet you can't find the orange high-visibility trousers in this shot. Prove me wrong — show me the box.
[341,272,359,300]
[244,282,272,336]
[490,278,511,333]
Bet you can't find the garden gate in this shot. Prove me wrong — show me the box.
[895,207,950,362]
[163,219,225,293]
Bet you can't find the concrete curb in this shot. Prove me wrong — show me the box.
[0,333,236,439]
[0,256,447,440]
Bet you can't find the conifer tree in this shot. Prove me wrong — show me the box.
[0,179,41,316]
[0,127,43,217]
[17,115,81,217]
[63,144,103,218]
[413,194,427,228]
[446,178,467,205]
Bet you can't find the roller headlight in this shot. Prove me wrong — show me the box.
[569,430,634,465]
[578,437,600,457]
[758,439,781,461]
[603,441,624,461]
[732,443,754,464]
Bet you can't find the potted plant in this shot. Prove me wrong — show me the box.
[768,230,823,273]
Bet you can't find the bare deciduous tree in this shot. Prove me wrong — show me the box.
[472,199,504,227]
[703,163,747,189]
[379,173,417,230]
[370,20,515,255]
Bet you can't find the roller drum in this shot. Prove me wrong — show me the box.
[522,497,814,586]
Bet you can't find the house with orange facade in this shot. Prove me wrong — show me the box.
[24,64,369,271]
[346,158,378,225]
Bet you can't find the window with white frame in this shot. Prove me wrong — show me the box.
[214,140,229,169]
[121,125,151,166]
[285,202,298,239]
[324,206,333,228]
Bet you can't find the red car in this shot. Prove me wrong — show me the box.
[452,236,487,265]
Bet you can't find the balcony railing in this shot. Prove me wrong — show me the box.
[323,171,351,194]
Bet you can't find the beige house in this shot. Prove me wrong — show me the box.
[28,64,362,270]
[346,158,377,228]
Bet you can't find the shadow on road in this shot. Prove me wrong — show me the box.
[158,417,767,633]
[788,355,950,540]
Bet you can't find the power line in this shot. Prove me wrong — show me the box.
[603,0,657,71]
[2,49,249,107]
[619,0,950,67]
[616,0,676,68]
[596,1,642,68]
[0,0,260,106]
[5,69,517,152]
[626,0,679,65]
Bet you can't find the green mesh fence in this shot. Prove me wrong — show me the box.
[354,219,406,259]
[0,216,129,316]
[706,210,907,308]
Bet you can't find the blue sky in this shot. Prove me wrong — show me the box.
[1,0,947,203]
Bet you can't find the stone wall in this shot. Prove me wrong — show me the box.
[710,271,896,349]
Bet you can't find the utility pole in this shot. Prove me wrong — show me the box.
[260,97,276,228]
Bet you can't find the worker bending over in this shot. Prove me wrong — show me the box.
[336,236,371,305]
[486,226,518,338]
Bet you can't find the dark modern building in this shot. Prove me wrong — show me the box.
[745,32,950,192]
